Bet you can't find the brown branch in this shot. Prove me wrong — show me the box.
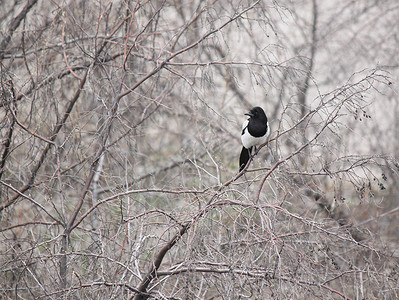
[0,68,89,213]
[205,45,252,107]
[120,1,260,102]
[0,221,58,233]
[256,110,337,202]
[96,152,208,195]
[61,21,82,80]
[0,81,16,181]
[8,102,55,145]
[155,265,351,299]
[131,149,249,299]
[123,0,165,70]
[133,224,188,300]
[68,86,173,232]
[66,147,105,232]
[0,0,38,59]
[132,107,261,300]
[0,180,60,223]
[0,14,127,108]
[37,281,143,299]
[170,0,217,52]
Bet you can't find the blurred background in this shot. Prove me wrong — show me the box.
[1,0,398,298]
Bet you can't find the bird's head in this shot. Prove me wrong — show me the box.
[245,106,267,120]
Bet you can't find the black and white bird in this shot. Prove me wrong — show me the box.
[239,107,270,171]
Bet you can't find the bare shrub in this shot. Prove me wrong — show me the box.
[1,0,398,299]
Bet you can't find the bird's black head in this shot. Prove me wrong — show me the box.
[245,106,267,121]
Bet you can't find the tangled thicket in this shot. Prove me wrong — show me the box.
[1,0,398,299]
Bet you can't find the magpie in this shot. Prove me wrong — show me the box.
[239,106,270,171]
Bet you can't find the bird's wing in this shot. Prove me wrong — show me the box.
[241,119,249,135]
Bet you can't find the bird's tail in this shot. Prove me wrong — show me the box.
[239,146,252,171]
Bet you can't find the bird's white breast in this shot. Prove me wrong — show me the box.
[241,120,270,149]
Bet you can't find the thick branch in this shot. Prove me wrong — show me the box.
[0,81,16,181]
[0,0,38,59]
[297,0,318,118]
[133,224,189,300]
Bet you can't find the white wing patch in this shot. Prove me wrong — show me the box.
[241,119,249,132]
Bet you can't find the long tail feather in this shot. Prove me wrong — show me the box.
[239,146,252,171]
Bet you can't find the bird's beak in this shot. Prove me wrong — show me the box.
[244,111,254,117]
